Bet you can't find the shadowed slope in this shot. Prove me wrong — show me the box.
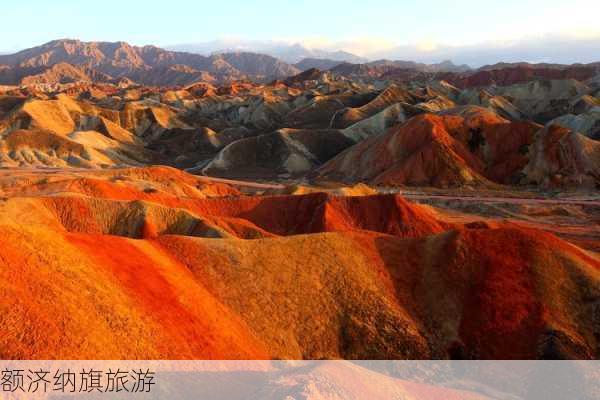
[330,85,418,129]
[524,124,600,188]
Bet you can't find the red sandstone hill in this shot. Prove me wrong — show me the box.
[316,108,541,187]
[1,64,597,188]
[0,166,598,359]
[524,124,600,188]
[447,65,599,88]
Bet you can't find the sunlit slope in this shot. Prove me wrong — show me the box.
[0,167,598,359]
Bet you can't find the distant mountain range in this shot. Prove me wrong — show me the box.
[167,40,368,64]
[167,35,600,67]
[1,39,596,88]
[0,39,302,86]
[0,39,474,87]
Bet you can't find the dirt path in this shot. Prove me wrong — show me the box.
[198,176,286,190]
[2,167,597,205]
[0,167,288,190]
[400,193,600,207]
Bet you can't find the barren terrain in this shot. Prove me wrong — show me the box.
[0,42,599,360]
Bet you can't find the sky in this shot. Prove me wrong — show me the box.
[1,0,599,65]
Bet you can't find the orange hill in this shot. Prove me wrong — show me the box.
[0,167,598,359]
[317,108,542,187]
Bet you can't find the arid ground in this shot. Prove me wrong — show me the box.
[0,40,599,360]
